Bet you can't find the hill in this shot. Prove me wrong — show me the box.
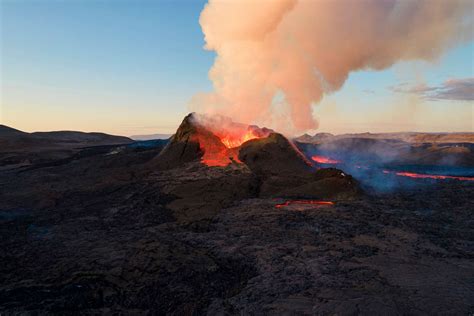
[294,132,474,144]
[0,124,134,168]
[0,125,133,152]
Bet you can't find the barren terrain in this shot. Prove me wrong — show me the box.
[0,124,473,314]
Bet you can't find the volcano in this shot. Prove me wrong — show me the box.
[151,113,359,201]
[153,112,315,171]
[152,113,274,168]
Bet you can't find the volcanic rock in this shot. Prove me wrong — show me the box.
[238,132,312,177]
[294,132,335,144]
[151,113,241,169]
[151,113,204,169]
[239,133,358,199]
[151,113,359,200]
[1,118,473,314]
[276,168,359,199]
[150,162,258,222]
[154,113,312,173]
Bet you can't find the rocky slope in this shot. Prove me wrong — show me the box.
[151,113,359,201]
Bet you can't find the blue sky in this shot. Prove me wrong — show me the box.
[1,0,473,135]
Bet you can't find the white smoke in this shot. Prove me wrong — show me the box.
[192,0,473,134]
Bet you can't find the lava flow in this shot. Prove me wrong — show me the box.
[389,171,474,181]
[309,154,474,182]
[275,200,334,209]
[311,155,340,164]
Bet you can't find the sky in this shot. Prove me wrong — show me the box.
[1,0,473,136]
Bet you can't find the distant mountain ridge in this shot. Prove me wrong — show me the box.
[130,133,172,140]
[0,124,133,152]
[0,125,28,136]
[294,132,474,144]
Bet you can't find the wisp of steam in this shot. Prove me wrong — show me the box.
[192,0,473,134]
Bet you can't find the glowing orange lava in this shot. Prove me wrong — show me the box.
[197,134,240,167]
[275,200,334,208]
[311,155,340,164]
[394,171,474,181]
[219,129,262,148]
[201,154,237,167]
[198,126,269,167]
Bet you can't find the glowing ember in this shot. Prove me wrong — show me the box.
[219,129,262,148]
[275,200,334,208]
[311,155,340,164]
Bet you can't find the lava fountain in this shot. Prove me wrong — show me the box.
[218,129,262,149]
[193,115,272,167]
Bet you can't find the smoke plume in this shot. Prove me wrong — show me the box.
[192,0,472,134]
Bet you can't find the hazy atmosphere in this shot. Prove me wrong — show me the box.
[1,0,473,136]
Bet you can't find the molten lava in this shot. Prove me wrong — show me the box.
[311,155,340,164]
[201,151,238,167]
[197,122,271,167]
[381,169,474,181]
[219,130,262,149]
[393,171,474,181]
[310,153,474,182]
[197,133,241,167]
[275,200,334,209]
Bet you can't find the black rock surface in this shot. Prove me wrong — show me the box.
[1,119,473,314]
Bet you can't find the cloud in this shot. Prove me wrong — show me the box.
[194,0,473,133]
[390,78,474,101]
[434,78,474,101]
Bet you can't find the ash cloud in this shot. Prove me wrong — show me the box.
[193,0,473,134]
[390,78,474,101]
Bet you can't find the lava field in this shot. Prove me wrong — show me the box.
[0,116,473,314]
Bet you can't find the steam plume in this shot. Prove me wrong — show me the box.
[193,0,472,133]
